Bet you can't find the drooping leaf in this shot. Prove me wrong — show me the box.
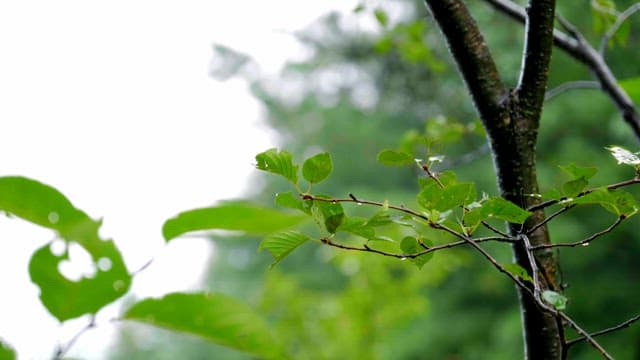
[365,210,394,227]
[312,199,345,234]
[259,231,310,266]
[400,236,432,269]
[417,182,443,210]
[439,182,476,210]
[542,188,563,201]
[302,152,333,184]
[0,339,15,360]
[377,149,414,166]
[275,192,311,214]
[482,198,531,224]
[559,163,598,180]
[255,148,299,184]
[464,197,531,227]
[562,177,589,198]
[0,176,131,322]
[503,263,533,284]
[542,290,567,310]
[417,182,476,212]
[572,188,638,217]
[162,201,307,241]
[123,292,285,359]
[338,216,376,239]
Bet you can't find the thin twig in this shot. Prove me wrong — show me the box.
[557,311,614,359]
[599,3,640,55]
[439,144,491,169]
[321,234,510,259]
[545,80,600,101]
[530,216,624,250]
[53,316,96,360]
[566,314,640,348]
[481,220,511,238]
[305,194,428,221]
[421,163,445,188]
[131,258,155,277]
[519,234,543,301]
[527,177,640,212]
[527,205,575,235]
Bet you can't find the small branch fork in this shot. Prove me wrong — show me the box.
[483,0,640,140]
[305,172,640,359]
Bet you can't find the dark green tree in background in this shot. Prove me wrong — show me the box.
[3,1,640,360]
[113,0,640,359]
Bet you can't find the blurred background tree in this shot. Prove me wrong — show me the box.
[111,0,640,358]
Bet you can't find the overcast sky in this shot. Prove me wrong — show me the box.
[0,1,356,358]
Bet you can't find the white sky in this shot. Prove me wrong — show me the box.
[0,1,355,358]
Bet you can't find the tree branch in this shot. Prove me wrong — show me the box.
[527,177,640,212]
[517,0,556,120]
[566,314,640,349]
[530,216,624,250]
[545,80,600,101]
[424,0,506,127]
[484,0,640,140]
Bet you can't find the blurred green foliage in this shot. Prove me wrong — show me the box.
[112,0,640,359]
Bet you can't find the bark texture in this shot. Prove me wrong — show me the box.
[424,1,562,358]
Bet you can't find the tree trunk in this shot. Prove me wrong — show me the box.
[423,1,563,358]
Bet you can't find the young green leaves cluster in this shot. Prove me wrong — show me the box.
[540,148,640,218]
[252,147,533,271]
[255,148,333,190]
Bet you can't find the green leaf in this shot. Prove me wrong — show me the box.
[377,149,414,166]
[338,216,375,239]
[572,188,638,217]
[400,236,432,269]
[0,339,15,360]
[312,199,345,234]
[559,163,598,180]
[542,290,567,310]
[0,176,131,322]
[562,177,589,198]
[417,182,476,211]
[374,8,389,27]
[365,210,394,227]
[162,201,307,241]
[482,198,531,224]
[275,192,310,214]
[620,77,640,103]
[255,148,299,184]
[462,206,487,232]
[441,182,476,209]
[259,230,310,266]
[503,263,533,284]
[543,188,563,201]
[302,152,333,184]
[606,146,640,166]
[123,292,285,359]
